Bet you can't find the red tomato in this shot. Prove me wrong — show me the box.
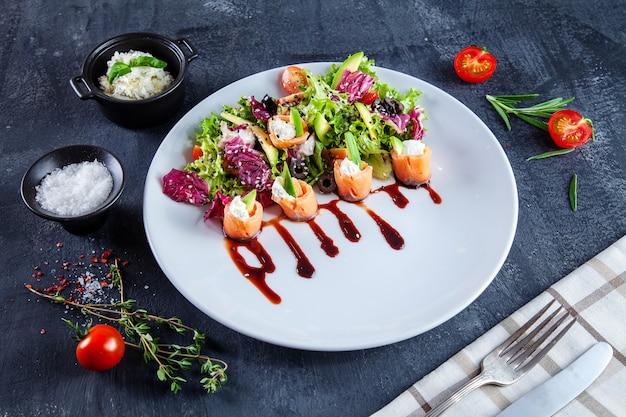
[281,66,308,94]
[360,90,379,105]
[76,324,125,371]
[548,110,594,148]
[453,46,496,83]
[192,144,203,160]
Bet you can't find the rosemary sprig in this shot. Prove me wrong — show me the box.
[25,260,227,394]
[525,148,575,161]
[485,94,575,131]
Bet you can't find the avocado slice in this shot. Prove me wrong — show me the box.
[314,112,331,143]
[281,164,297,197]
[331,51,364,89]
[354,101,377,140]
[290,108,304,137]
[390,136,404,154]
[220,111,279,167]
[241,189,257,212]
[219,112,250,126]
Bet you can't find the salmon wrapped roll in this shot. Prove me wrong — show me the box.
[267,111,309,149]
[271,177,318,221]
[390,140,432,186]
[333,158,373,202]
[223,194,263,241]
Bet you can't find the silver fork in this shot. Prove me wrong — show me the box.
[424,300,577,417]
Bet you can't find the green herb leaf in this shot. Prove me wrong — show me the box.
[345,131,361,169]
[108,55,167,84]
[569,173,578,211]
[526,148,575,161]
[130,55,167,69]
[515,113,548,131]
[108,62,131,84]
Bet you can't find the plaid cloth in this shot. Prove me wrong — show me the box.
[372,234,626,417]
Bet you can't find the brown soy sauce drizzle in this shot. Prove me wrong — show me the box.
[318,200,361,242]
[307,218,339,258]
[375,182,442,207]
[225,182,441,303]
[265,217,315,278]
[357,202,404,250]
[226,238,280,304]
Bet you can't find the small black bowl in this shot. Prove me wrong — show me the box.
[21,145,125,234]
[70,32,198,129]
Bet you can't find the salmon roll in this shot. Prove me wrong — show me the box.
[271,177,318,221]
[333,158,373,202]
[267,112,309,149]
[223,194,263,241]
[390,140,432,186]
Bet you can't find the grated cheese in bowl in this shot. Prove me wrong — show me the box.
[98,50,174,100]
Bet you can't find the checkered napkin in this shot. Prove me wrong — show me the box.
[372,235,626,417]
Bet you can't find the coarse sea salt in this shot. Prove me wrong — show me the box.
[35,160,113,216]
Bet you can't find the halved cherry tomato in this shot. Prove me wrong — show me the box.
[76,324,125,372]
[548,110,594,148]
[360,89,379,105]
[192,144,203,160]
[281,66,308,94]
[453,46,496,83]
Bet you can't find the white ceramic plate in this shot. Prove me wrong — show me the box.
[143,62,518,351]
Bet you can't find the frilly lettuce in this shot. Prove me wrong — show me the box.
[181,52,427,206]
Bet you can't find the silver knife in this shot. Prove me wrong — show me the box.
[496,341,613,417]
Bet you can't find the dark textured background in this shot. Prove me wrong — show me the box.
[1,1,625,416]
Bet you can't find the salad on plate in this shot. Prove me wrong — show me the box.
[162,51,432,239]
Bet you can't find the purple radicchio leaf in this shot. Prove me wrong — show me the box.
[255,190,274,208]
[380,107,425,140]
[335,70,376,103]
[381,113,411,133]
[204,191,232,220]
[249,95,274,122]
[409,107,425,140]
[223,137,273,191]
[162,168,209,205]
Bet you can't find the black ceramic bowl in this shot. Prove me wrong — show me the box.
[70,32,198,129]
[21,145,125,234]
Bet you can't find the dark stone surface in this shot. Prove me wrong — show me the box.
[1,1,624,416]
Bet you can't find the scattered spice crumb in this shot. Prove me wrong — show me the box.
[28,247,131,306]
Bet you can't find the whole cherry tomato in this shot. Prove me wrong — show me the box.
[453,46,497,83]
[75,324,125,371]
[281,66,308,94]
[547,109,594,148]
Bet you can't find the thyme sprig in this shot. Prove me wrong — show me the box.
[26,260,227,394]
[485,94,575,131]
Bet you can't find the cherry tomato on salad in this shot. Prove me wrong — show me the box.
[75,324,125,372]
[281,66,308,94]
[453,46,496,83]
[547,110,594,148]
[360,89,379,105]
[192,144,203,160]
